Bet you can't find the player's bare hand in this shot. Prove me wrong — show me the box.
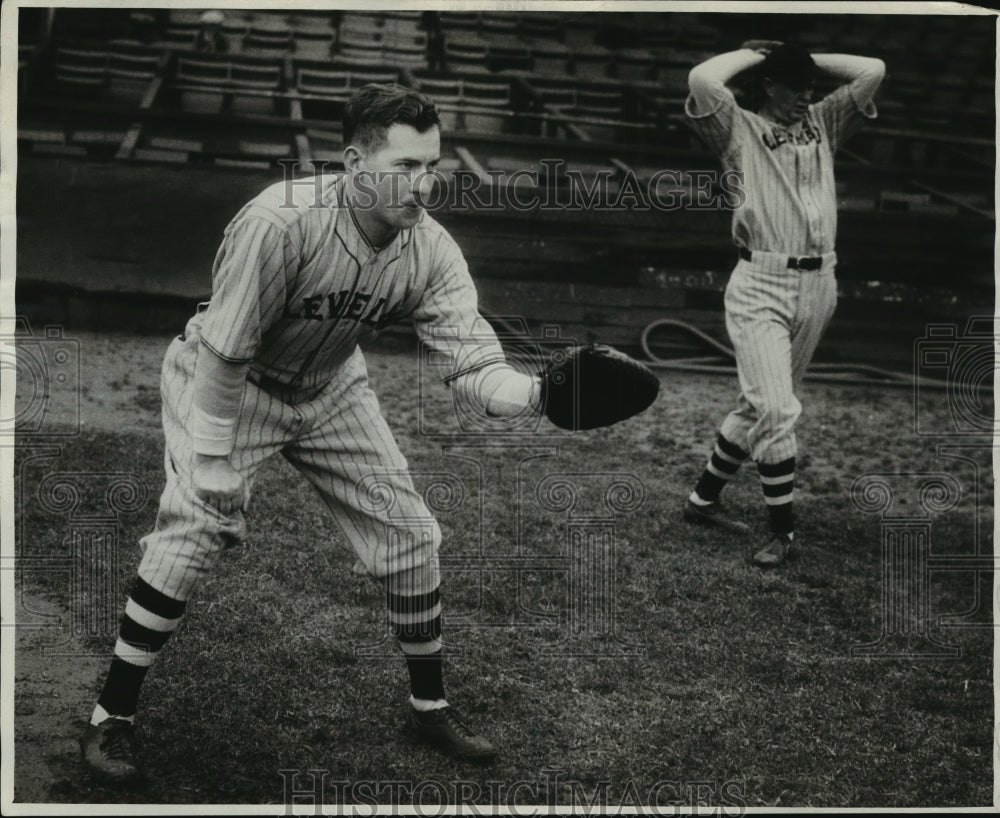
[192,456,245,516]
[741,39,782,55]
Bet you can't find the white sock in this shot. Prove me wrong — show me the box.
[688,491,712,506]
[90,703,135,726]
[410,695,449,712]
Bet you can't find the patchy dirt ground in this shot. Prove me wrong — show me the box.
[12,595,108,804]
[11,332,168,805]
[9,328,988,807]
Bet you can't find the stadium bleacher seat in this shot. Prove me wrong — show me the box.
[386,44,428,70]
[485,155,544,188]
[107,44,160,104]
[652,57,690,96]
[439,11,480,33]
[461,79,512,133]
[576,87,624,115]
[413,75,513,135]
[293,28,336,59]
[221,19,248,53]
[570,43,613,80]
[340,24,385,46]
[249,12,290,29]
[525,38,570,75]
[340,12,384,32]
[615,47,656,83]
[305,126,343,162]
[485,34,532,72]
[675,21,719,50]
[386,28,429,50]
[50,41,163,107]
[168,10,204,27]
[54,46,108,98]
[642,23,678,52]
[175,56,282,115]
[564,19,599,47]
[56,44,107,70]
[23,5,997,217]
[243,25,293,57]
[414,77,462,130]
[18,44,36,95]
[230,61,282,114]
[338,46,391,65]
[535,85,577,108]
[519,13,563,42]
[443,35,491,74]
[236,137,291,159]
[176,56,228,112]
[289,12,335,31]
[340,64,399,87]
[296,67,351,98]
[480,12,518,37]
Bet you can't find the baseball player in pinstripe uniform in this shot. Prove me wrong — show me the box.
[81,84,544,781]
[681,41,885,565]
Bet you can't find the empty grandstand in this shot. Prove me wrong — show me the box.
[16,8,996,368]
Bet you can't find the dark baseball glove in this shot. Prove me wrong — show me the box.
[540,344,660,430]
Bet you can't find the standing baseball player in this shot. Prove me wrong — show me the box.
[80,84,546,781]
[681,41,885,565]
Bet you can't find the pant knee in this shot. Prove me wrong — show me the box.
[136,480,244,602]
[755,395,801,432]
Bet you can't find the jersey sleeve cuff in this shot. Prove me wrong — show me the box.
[442,355,511,386]
[190,405,237,456]
[198,336,255,365]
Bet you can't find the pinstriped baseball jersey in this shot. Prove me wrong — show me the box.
[685,84,876,256]
[197,173,506,392]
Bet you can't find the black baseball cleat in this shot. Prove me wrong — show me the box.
[79,716,142,785]
[683,499,750,534]
[407,705,497,763]
[753,533,795,567]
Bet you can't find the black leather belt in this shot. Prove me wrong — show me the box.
[738,247,823,271]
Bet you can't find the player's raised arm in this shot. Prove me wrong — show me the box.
[811,52,887,150]
[812,53,886,110]
[687,47,768,116]
[685,46,768,156]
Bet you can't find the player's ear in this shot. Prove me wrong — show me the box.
[343,145,364,172]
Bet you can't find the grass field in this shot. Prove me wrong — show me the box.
[11,331,994,809]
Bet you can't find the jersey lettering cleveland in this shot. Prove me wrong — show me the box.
[195,174,506,390]
[685,83,877,256]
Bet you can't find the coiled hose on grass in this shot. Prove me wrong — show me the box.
[484,312,950,391]
[639,318,948,390]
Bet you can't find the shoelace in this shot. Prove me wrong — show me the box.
[440,708,475,739]
[100,720,135,761]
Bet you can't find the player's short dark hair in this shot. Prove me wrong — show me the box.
[761,42,818,90]
[343,84,440,153]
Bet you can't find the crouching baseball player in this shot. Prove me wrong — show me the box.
[80,83,658,783]
[681,42,885,565]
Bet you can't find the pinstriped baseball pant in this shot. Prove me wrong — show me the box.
[137,331,440,603]
[718,251,838,465]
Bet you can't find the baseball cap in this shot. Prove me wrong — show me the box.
[761,43,818,90]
